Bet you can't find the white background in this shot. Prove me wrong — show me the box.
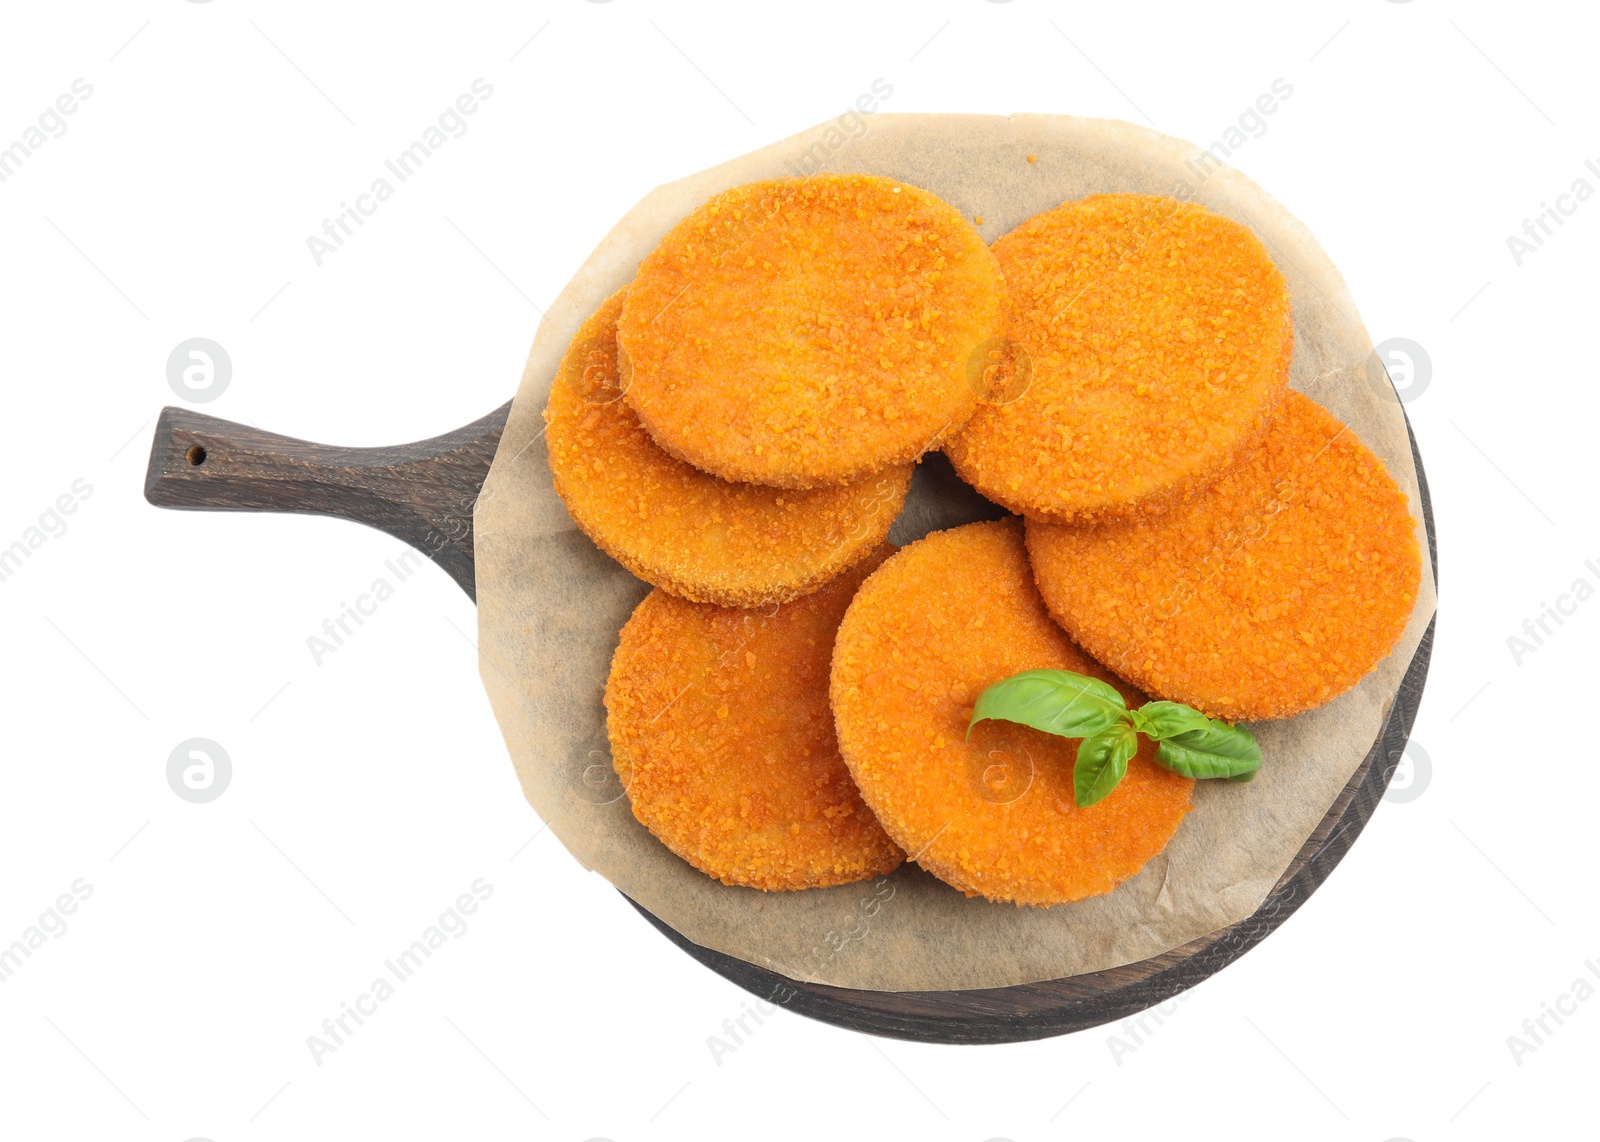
[0,1,1593,1139]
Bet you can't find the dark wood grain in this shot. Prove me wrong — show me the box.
[143,403,510,601]
[143,403,1436,1044]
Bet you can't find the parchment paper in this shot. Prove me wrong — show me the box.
[474,113,1437,992]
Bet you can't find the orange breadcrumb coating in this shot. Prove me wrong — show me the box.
[545,288,914,606]
[618,175,1007,489]
[1026,392,1422,721]
[829,519,1193,907]
[606,548,903,890]
[945,194,1294,522]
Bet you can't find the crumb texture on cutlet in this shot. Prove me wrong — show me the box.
[605,550,903,891]
[829,519,1193,907]
[545,288,913,607]
[946,194,1294,522]
[618,174,1006,489]
[1026,391,1423,721]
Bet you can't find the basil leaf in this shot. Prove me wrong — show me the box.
[969,670,1266,792]
[1155,720,1262,781]
[968,669,1128,742]
[1130,700,1213,741]
[1074,723,1138,808]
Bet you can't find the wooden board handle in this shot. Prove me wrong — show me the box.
[143,403,511,600]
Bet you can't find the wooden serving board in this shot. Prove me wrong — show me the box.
[145,401,1435,1045]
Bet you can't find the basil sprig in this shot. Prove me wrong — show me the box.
[968,669,1260,807]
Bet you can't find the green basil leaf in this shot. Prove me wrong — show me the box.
[968,669,1128,742]
[1074,723,1138,808]
[1155,720,1262,781]
[1130,700,1213,741]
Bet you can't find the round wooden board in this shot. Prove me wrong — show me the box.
[145,399,1435,1045]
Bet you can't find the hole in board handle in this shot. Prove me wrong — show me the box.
[186,445,207,466]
